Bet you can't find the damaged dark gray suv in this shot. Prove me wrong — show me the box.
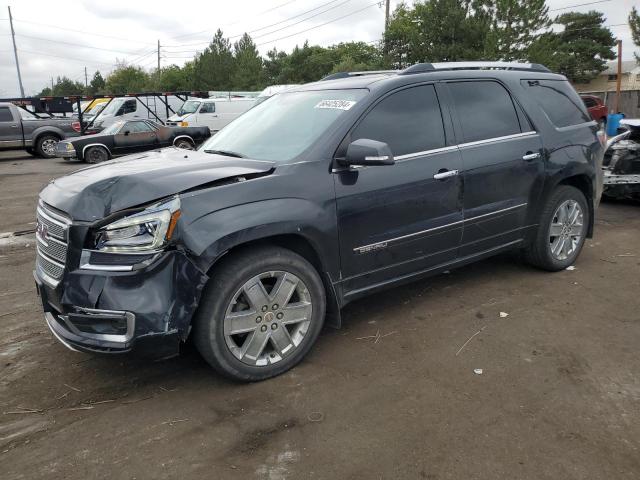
[35,62,604,381]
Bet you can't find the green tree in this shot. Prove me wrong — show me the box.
[630,7,640,64]
[193,29,235,90]
[384,0,490,68]
[104,64,150,93]
[263,48,289,85]
[484,0,550,60]
[88,71,106,95]
[157,64,193,91]
[232,33,264,89]
[529,11,616,83]
[38,76,85,96]
[328,42,384,72]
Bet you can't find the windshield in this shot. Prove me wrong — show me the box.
[101,121,125,135]
[177,100,201,116]
[200,89,366,162]
[99,98,124,117]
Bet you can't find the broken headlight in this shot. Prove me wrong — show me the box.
[93,197,181,253]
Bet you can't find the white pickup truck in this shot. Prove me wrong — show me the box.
[166,98,254,132]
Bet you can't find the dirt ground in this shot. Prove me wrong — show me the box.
[0,150,639,480]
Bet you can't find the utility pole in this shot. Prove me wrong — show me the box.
[50,77,54,91]
[614,39,622,113]
[8,7,25,97]
[385,0,390,30]
[157,40,161,72]
[84,66,88,89]
[383,0,391,59]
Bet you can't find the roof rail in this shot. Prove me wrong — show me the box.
[321,70,398,81]
[400,61,550,75]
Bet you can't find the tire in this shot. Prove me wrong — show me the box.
[84,146,109,164]
[523,185,589,271]
[35,134,59,158]
[174,139,194,150]
[193,246,326,382]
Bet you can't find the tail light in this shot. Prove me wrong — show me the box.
[71,121,81,133]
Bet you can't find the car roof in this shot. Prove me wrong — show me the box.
[288,63,566,94]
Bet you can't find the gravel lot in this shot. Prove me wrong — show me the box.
[1,150,639,479]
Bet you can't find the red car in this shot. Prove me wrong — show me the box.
[581,95,608,127]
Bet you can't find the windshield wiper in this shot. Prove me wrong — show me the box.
[203,149,246,158]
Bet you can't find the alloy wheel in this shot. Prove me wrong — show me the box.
[42,139,57,157]
[223,271,313,367]
[548,199,584,261]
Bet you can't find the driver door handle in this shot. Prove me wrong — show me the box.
[433,169,459,180]
[522,152,541,161]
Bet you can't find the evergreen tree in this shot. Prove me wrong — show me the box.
[484,0,550,60]
[529,11,616,83]
[88,71,106,95]
[193,29,235,90]
[232,33,264,90]
[629,7,640,64]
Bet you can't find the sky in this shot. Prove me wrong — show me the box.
[0,0,637,97]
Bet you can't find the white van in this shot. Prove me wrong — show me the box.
[254,85,299,106]
[166,98,254,132]
[92,95,185,129]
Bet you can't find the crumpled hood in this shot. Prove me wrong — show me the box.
[40,147,275,221]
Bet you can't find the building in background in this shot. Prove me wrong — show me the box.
[573,61,640,118]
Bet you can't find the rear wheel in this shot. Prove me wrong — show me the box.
[524,185,589,271]
[35,134,59,158]
[193,246,326,382]
[84,146,109,164]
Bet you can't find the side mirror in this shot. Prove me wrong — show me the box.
[339,139,394,168]
[123,130,130,136]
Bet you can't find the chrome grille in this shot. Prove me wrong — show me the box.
[36,202,71,283]
[37,251,65,279]
[36,235,67,263]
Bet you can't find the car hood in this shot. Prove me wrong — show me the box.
[59,133,111,144]
[40,147,276,221]
[168,113,188,122]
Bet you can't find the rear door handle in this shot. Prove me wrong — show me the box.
[522,152,541,161]
[433,169,459,180]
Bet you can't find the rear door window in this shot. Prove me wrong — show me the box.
[448,81,521,143]
[351,84,445,156]
[522,80,591,128]
[0,107,14,122]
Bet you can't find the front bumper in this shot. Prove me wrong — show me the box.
[34,248,208,357]
[55,143,76,159]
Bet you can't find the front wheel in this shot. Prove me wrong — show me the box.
[84,146,109,164]
[524,185,589,271]
[193,246,326,382]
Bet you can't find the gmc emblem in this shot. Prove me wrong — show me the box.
[36,221,49,244]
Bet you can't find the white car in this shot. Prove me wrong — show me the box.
[167,98,254,132]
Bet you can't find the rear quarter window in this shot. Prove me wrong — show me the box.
[522,80,591,128]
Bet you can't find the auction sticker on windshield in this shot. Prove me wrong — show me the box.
[315,100,356,110]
